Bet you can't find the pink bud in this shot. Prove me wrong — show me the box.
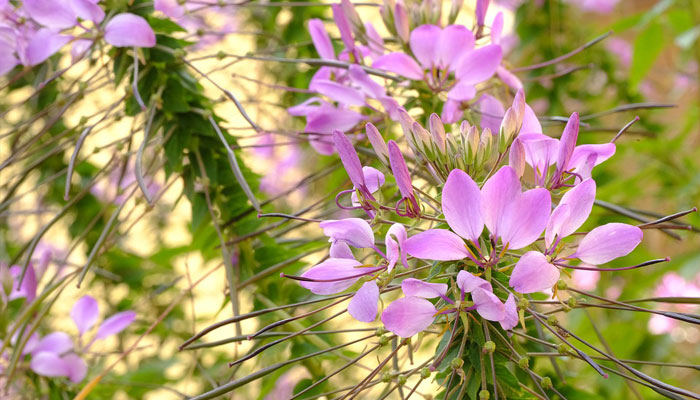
[394,2,410,42]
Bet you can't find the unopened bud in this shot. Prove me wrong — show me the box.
[517,297,529,309]
[466,125,479,161]
[483,341,496,354]
[450,357,464,369]
[509,138,526,178]
[556,280,568,290]
[366,123,390,164]
[567,297,577,308]
[499,107,518,153]
[421,0,442,25]
[420,367,432,379]
[394,2,409,42]
[518,357,530,369]
[547,315,558,326]
[379,335,390,346]
[397,374,408,385]
[382,371,393,383]
[512,88,526,131]
[448,0,464,24]
[479,389,490,400]
[411,121,432,156]
[541,376,552,389]
[429,113,446,153]
[375,327,387,336]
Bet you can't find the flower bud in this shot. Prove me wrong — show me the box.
[479,389,490,400]
[512,88,526,130]
[375,327,388,336]
[498,107,518,153]
[394,2,410,43]
[547,315,558,326]
[517,297,530,309]
[397,374,408,385]
[556,280,568,290]
[509,137,526,178]
[483,341,496,354]
[420,0,442,25]
[379,335,390,346]
[448,0,464,24]
[382,371,393,382]
[475,0,489,28]
[541,376,553,389]
[380,0,396,35]
[466,125,479,162]
[421,367,432,379]
[450,357,464,369]
[518,357,530,369]
[567,297,577,308]
[411,121,432,156]
[366,123,390,165]
[429,113,446,153]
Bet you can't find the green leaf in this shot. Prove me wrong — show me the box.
[147,16,187,34]
[629,21,665,88]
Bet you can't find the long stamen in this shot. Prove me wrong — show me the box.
[280,266,384,283]
[553,257,670,272]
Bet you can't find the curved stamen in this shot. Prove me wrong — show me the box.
[553,257,669,272]
[335,189,364,211]
[280,266,385,283]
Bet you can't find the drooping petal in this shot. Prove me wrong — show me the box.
[348,65,385,98]
[332,130,366,190]
[71,295,100,335]
[568,143,616,180]
[441,99,462,124]
[9,264,37,302]
[62,353,87,383]
[481,166,521,238]
[518,133,559,172]
[456,271,492,293]
[30,352,69,378]
[372,53,424,80]
[574,223,643,265]
[362,166,385,193]
[300,258,365,294]
[409,24,441,69]
[330,240,355,259]
[499,294,518,330]
[496,66,523,90]
[70,39,93,63]
[401,278,448,299]
[381,296,437,337]
[95,311,136,340]
[439,25,475,70]
[472,287,505,321]
[104,13,156,48]
[403,229,469,261]
[23,0,77,29]
[500,188,551,249]
[308,19,335,60]
[455,45,502,84]
[331,3,355,50]
[446,81,477,102]
[312,80,365,106]
[365,23,384,60]
[545,178,596,246]
[442,169,484,241]
[348,281,379,322]
[25,28,71,66]
[554,112,579,178]
[387,140,414,199]
[510,251,560,293]
[320,218,374,249]
[32,332,73,355]
[305,104,364,136]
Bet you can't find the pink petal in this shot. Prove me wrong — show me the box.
[381,296,436,337]
[154,0,185,19]
[95,311,136,340]
[439,24,475,70]
[308,19,334,60]
[457,271,492,293]
[30,351,70,378]
[521,104,542,134]
[481,166,521,238]
[348,65,385,98]
[572,268,600,291]
[351,166,385,206]
[442,169,484,241]
[500,188,551,249]
[499,294,518,330]
[330,241,354,259]
[401,278,448,298]
[372,53,424,80]
[545,178,596,246]
[312,79,365,106]
[23,0,77,29]
[331,3,355,50]
[554,112,580,177]
[70,0,104,23]
[300,258,365,294]
[472,287,505,321]
[32,332,73,355]
[25,28,71,66]
[9,263,37,302]
[475,0,490,26]
[70,39,93,63]
[403,229,469,261]
[386,223,408,271]
[320,218,374,249]
[446,81,477,101]
[568,143,616,180]
[104,13,156,48]
[574,223,643,265]
[441,99,462,124]
[332,130,365,190]
[365,23,384,60]
[509,137,526,177]
[62,353,87,383]
[365,123,389,163]
[387,140,414,199]
[518,133,558,173]
[455,45,502,84]
[477,94,505,134]
[510,251,560,293]
[393,2,409,42]
[496,66,523,90]
[348,281,379,322]
[409,24,441,69]
[491,12,504,44]
[305,104,364,135]
[71,295,100,335]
